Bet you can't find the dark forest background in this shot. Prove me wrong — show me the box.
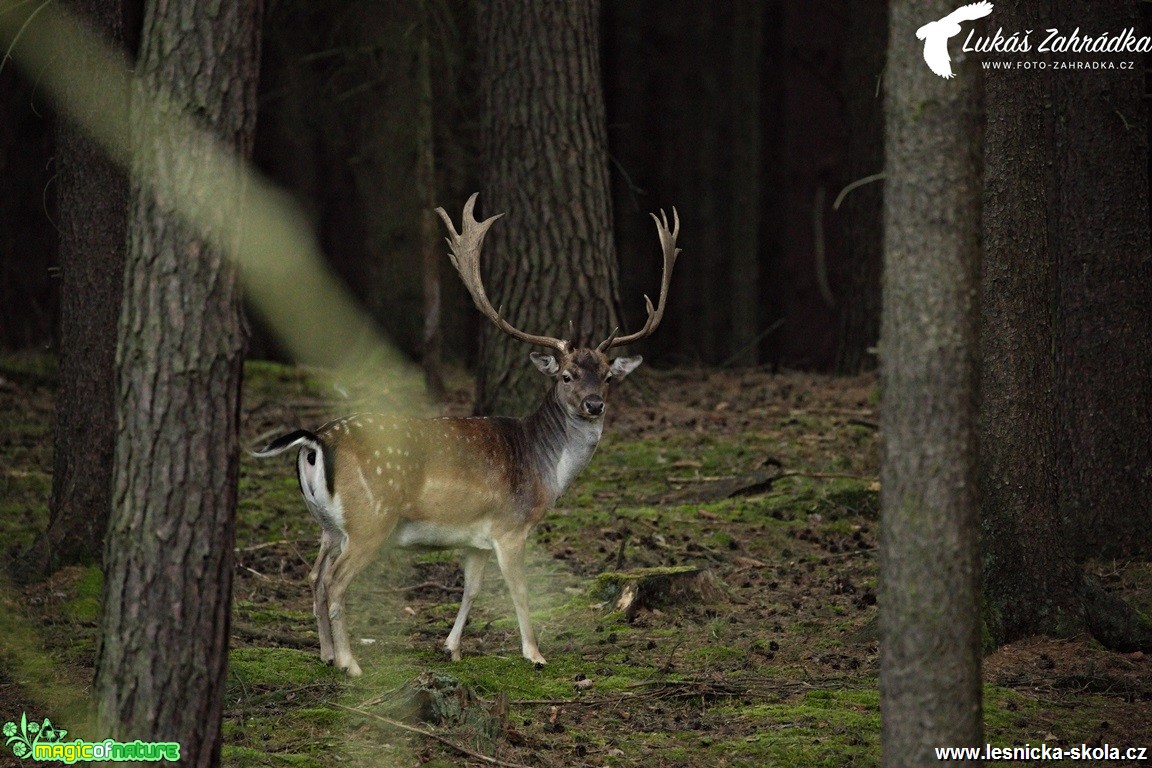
[3,1,1152,763]
[0,0,888,373]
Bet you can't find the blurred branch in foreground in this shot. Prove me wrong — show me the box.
[0,0,428,412]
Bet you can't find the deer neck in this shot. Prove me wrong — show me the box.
[522,388,604,498]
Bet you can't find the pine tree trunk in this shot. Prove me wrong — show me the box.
[36,0,128,576]
[980,0,1084,646]
[879,2,983,763]
[93,1,261,763]
[474,0,620,416]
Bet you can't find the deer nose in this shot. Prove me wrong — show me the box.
[582,395,605,417]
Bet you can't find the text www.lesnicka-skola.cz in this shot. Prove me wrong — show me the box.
[936,744,1148,761]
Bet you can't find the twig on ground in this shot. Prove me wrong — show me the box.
[776,471,875,482]
[814,547,876,563]
[241,565,272,582]
[282,526,313,570]
[234,538,310,553]
[388,581,462,594]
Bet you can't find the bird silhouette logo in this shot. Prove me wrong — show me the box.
[916,2,994,78]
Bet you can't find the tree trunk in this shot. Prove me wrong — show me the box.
[1052,0,1152,560]
[474,0,620,416]
[93,0,262,764]
[980,0,1084,647]
[32,0,128,578]
[879,2,983,764]
[0,43,56,349]
[725,0,764,367]
[417,0,445,401]
[835,0,886,375]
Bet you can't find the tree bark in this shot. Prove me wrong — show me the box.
[980,0,1084,647]
[417,0,446,400]
[725,0,764,367]
[1051,0,1152,560]
[93,0,262,764]
[474,0,620,416]
[835,0,886,375]
[33,0,129,578]
[879,1,983,764]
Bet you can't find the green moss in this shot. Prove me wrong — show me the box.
[709,530,735,549]
[230,647,331,689]
[822,482,880,518]
[222,744,328,768]
[63,597,100,624]
[0,471,51,552]
[718,687,881,767]
[685,643,744,665]
[242,360,331,402]
[0,351,59,384]
[233,600,314,627]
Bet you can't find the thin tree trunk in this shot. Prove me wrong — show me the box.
[417,0,445,401]
[726,0,763,367]
[835,0,886,375]
[475,0,619,416]
[36,0,128,576]
[879,2,983,763]
[93,0,262,764]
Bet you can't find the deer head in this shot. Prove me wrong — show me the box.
[434,192,680,420]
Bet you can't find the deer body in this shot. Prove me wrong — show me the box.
[255,194,679,675]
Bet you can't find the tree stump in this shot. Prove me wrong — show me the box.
[592,566,727,622]
[385,672,505,745]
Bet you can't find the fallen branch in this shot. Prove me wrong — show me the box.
[231,622,315,650]
[334,703,533,768]
[652,468,878,506]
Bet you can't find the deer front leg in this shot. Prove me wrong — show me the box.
[493,534,546,665]
[445,548,492,661]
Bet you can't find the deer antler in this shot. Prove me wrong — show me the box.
[598,207,680,351]
[435,193,571,355]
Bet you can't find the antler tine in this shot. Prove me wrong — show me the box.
[595,326,620,352]
[600,206,680,350]
[435,193,570,354]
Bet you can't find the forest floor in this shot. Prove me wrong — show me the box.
[1,352,1151,767]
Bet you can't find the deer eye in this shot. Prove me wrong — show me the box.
[561,372,573,383]
[605,373,614,383]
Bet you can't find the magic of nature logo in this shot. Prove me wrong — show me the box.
[4,712,181,763]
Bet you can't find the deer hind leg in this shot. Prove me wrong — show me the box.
[493,533,546,665]
[309,529,338,664]
[445,548,492,661]
[324,514,397,677]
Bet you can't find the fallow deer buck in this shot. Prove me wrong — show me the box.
[253,193,680,675]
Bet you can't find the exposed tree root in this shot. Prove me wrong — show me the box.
[1081,575,1152,653]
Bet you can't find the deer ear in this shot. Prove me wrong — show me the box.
[609,356,643,380]
[530,352,559,376]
